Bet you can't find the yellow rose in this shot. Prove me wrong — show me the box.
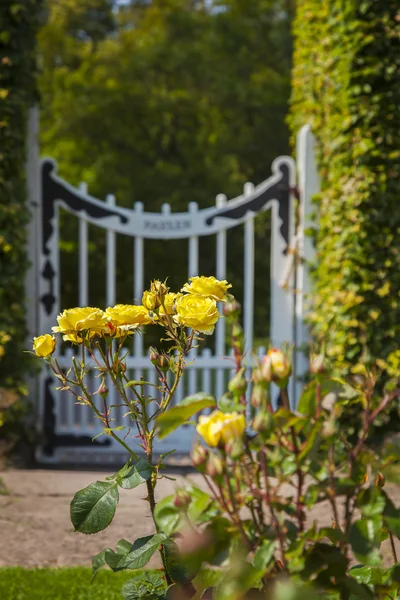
[173,294,220,334]
[196,410,246,448]
[182,276,232,302]
[52,307,107,336]
[105,304,153,334]
[33,334,56,357]
[159,292,181,316]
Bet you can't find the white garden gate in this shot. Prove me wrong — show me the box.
[26,113,318,464]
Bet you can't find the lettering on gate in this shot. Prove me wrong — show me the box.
[144,219,192,232]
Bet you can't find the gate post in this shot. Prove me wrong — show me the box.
[295,125,319,400]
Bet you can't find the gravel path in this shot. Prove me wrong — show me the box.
[0,468,398,568]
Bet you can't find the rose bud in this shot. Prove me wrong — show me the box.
[251,383,269,409]
[261,348,292,387]
[228,367,247,396]
[225,437,244,460]
[223,296,241,320]
[310,353,325,374]
[149,346,159,365]
[191,443,209,470]
[252,411,274,436]
[205,453,223,478]
[98,381,109,398]
[173,490,192,511]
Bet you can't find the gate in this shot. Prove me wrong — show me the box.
[26,118,318,464]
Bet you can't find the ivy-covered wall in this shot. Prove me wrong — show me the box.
[0,1,43,401]
[289,1,400,376]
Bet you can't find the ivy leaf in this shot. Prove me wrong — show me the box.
[70,481,119,534]
[156,393,216,439]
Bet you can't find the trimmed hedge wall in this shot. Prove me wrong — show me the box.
[0,2,42,397]
[289,1,400,376]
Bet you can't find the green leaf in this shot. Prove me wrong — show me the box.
[70,481,119,534]
[215,562,264,600]
[297,380,318,416]
[218,392,245,413]
[121,534,167,570]
[105,539,132,572]
[350,518,382,565]
[155,486,214,536]
[298,422,322,462]
[156,393,216,440]
[357,487,385,518]
[91,547,112,580]
[117,457,154,489]
[164,538,197,585]
[383,494,400,538]
[252,540,276,570]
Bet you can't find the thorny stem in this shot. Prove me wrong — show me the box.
[281,387,305,533]
[328,445,340,529]
[260,449,287,569]
[389,531,398,564]
[216,479,252,550]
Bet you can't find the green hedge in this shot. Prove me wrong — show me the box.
[0,2,42,400]
[289,1,400,376]
[0,567,133,600]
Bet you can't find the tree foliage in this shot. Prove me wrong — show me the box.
[289,1,400,378]
[38,0,292,340]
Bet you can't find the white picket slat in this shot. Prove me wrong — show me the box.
[78,182,89,307]
[215,193,227,400]
[188,202,199,397]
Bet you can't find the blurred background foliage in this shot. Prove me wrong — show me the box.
[0,1,43,455]
[38,0,294,347]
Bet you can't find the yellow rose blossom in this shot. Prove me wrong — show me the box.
[173,294,220,334]
[196,410,246,448]
[33,334,56,357]
[182,276,232,302]
[52,307,107,336]
[105,304,153,335]
[159,292,181,316]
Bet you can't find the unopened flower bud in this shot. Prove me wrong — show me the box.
[150,279,169,297]
[251,383,269,409]
[191,443,209,469]
[157,354,170,373]
[142,290,160,311]
[252,411,274,436]
[223,296,241,320]
[322,418,337,438]
[205,453,223,478]
[173,490,192,511]
[114,359,126,374]
[228,367,247,396]
[225,437,244,460]
[310,353,325,374]
[98,381,109,397]
[375,472,385,488]
[149,346,159,365]
[261,348,291,388]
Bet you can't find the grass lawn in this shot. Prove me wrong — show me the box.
[0,567,137,600]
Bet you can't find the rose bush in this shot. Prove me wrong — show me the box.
[32,278,400,600]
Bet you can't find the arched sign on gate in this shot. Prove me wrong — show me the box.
[27,125,318,464]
